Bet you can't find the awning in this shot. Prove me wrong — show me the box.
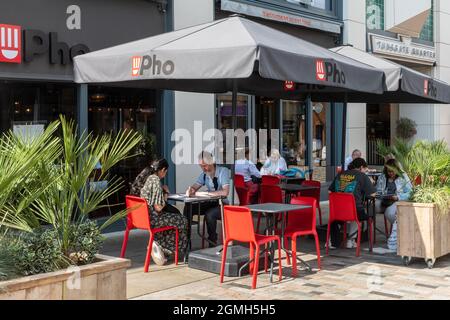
[73,16,385,101]
[328,45,450,104]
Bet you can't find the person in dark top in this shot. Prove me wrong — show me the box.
[328,158,376,249]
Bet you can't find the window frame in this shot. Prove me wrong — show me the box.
[229,0,340,20]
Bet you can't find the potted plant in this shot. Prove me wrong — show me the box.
[396,118,418,141]
[0,116,142,299]
[378,139,450,268]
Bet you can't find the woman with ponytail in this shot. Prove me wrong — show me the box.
[138,158,188,266]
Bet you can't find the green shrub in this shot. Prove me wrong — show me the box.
[396,118,417,140]
[377,139,450,216]
[2,229,67,277]
[68,220,105,265]
[0,221,105,280]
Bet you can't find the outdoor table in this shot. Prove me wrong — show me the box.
[279,176,305,185]
[246,203,311,282]
[367,172,382,184]
[366,193,396,243]
[167,194,226,263]
[278,184,320,203]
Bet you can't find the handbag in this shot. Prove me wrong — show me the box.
[279,168,305,178]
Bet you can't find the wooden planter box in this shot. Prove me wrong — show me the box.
[397,202,450,268]
[0,254,130,300]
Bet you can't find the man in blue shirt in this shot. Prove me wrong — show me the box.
[235,148,261,204]
[185,151,230,247]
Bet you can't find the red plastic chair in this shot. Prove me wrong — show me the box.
[234,174,246,189]
[236,186,250,206]
[281,197,321,277]
[257,184,284,232]
[299,180,323,225]
[262,175,281,185]
[220,206,282,289]
[120,195,179,272]
[260,184,283,203]
[326,193,373,257]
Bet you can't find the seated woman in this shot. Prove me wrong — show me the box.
[260,149,288,176]
[139,158,188,266]
[375,159,412,249]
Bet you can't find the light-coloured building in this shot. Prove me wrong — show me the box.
[342,0,450,165]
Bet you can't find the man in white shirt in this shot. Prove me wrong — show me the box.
[344,149,362,171]
[235,149,261,204]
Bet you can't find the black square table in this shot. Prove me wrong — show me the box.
[167,194,226,262]
[246,202,311,281]
[366,193,396,244]
[278,183,320,203]
[280,176,305,185]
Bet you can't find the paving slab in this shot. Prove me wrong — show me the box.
[100,204,450,300]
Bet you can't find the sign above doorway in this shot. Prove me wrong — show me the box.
[368,33,436,66]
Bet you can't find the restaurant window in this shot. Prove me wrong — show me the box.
[367,0,385,31]
[419,2,434,42]
[367,0,433,42]
[255,97,280,160]
[312,102,328,183]
[0,82,76,134]
[88,86,161,218]
[216,94,250,161]
[216,94,280,165]
[367,103,391,165]
[282,100,306,167]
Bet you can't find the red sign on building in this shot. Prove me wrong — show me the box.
[0,24,22,64]
[284,80,295,91]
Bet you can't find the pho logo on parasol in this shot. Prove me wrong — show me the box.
[315,59,346,84]
[316,60,326,81]
[0,24,21,63]
[131,54,175,77]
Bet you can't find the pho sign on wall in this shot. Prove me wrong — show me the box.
[368,33,436,66]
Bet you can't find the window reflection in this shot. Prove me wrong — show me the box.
[312,102,328,183]
[282,100,306,166]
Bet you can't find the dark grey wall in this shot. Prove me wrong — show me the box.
[0,0,166,81]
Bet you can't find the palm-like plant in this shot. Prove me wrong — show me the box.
[1,116,142,266]
[377,139,450,215]
[0,121,62,232]
[30,116,142,259]
[0,123,62,279]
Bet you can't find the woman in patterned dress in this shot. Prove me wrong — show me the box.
[138,159,188,265]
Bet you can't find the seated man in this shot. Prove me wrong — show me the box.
[328,158,376,249]
[185,151,230,247]
[344,149,362,171]
[235,148,261,204]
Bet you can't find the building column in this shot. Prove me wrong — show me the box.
[342,0,368,158]
[77,84,88,136]
[433,0,450,145]
[163,0,176,191]
[173,0,215,192]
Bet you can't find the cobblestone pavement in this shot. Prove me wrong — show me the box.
[101,203,450,300]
